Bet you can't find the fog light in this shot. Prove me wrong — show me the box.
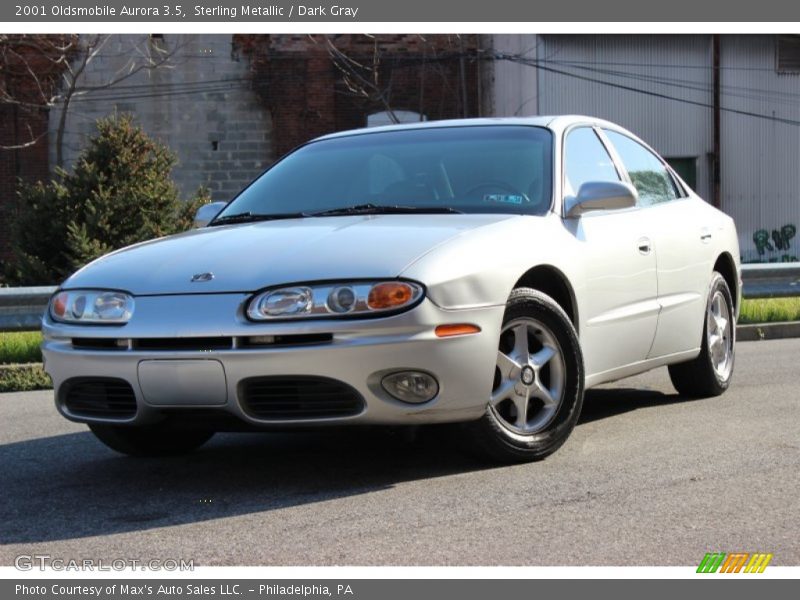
[381,371,439,404]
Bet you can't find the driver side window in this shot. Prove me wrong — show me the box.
[564,127,621,196]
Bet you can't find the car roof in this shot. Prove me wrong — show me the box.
[313,115,626,142]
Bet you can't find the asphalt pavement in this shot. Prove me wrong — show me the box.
[0,339,798,566]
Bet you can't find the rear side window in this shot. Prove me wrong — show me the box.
[563,127,621,196]
[603,130,679,206]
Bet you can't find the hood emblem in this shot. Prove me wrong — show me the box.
[191,272,215,282]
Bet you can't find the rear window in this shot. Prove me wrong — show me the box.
[221,126,554,217]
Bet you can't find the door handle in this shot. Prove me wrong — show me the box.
[637,237,652,255]
[700,227,712,243]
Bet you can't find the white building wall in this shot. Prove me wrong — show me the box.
[489,34,800,262]
[490,34,539,117]
[536,35,714,205]
[490,34,714,201]
[720,35,800,263]
[49,34,272,203]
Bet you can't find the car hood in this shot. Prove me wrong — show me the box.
[62,214,516,295]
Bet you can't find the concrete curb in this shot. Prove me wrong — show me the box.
[736,321,800,341]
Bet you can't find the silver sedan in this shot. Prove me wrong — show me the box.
[42,116,740,461]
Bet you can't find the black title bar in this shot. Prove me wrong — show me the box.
[5,0,800,22]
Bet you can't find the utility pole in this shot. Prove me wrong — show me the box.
[713,34,721,209]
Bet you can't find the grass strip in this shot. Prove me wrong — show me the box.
[739,297,800,324]
[0,331,43,364]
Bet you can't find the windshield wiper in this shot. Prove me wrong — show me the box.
[210,204,463,225]
[311,203,463,217]
[209,211,311,226]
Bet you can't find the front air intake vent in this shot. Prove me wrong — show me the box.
[62,378,137,419]
[239,376,364,420]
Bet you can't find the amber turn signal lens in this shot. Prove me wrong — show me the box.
[434,324,482,337]
[51,292,68,318]
[367,282,415,310]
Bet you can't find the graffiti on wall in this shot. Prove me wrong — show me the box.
[752,224,797,262]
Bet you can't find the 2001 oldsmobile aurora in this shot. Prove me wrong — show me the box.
[42,116,740,462]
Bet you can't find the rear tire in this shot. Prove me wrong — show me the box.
[88,423,214,457]
[668,272,735,398]
[462,287,585,463]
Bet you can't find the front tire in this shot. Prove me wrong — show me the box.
[88,423,214,457]
[463,287,585,463]
[668,272,735,398]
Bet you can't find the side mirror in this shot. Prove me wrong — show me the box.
[194,201,227,228]
[564,181,638,218]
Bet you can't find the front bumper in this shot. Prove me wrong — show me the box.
[42,294,504,428]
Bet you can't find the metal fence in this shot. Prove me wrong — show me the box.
[1,264,798,332]
[0,286,56,333]
[738,263,800,299]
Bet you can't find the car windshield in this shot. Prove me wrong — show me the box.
[214,125,554,221]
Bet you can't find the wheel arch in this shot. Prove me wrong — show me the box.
[713,252,739,314]
[513,265,579,334]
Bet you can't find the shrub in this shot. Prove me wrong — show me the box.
[0,364,52,393]
[5,114,209,285]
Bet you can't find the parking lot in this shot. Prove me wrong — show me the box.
[0,338,797,566]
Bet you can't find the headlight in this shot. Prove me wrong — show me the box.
[246,280,424,321]
[49,290,134,324]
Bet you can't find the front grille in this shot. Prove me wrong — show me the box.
[239,376,364,420]
[71,334,333,352]
[62,378,137,419]
[241,333,333,348]
[72,338,127,350]
[133,337,233,351]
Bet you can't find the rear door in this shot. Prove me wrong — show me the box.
[601,129,716,357]
[562,126,659,378]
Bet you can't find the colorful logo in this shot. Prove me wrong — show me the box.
[697,552,773,573]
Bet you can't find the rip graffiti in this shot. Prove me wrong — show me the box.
[753,224,797,262]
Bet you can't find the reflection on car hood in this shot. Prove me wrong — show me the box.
[62,214,516,295]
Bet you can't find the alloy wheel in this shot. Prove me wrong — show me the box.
[707,289,733,380]
[490,317,566,434]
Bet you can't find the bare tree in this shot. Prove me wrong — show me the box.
[323,35,401,124]
[0,34,183,167]
[0,34,75,151]
[320,34,477,125]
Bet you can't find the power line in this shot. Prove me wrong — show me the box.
[71,82,248,103]
[57,51,800,110]
[498,53,800,127]
[63,63,800,112]
[10,43,800,129]
[539,59,800,106]
[542,58,789,72]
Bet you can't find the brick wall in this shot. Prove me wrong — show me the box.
[0,107,50,257]
[0,35,70,261]
[1,34,482,262]
[236,34,482,158]
[49,34,273,204]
